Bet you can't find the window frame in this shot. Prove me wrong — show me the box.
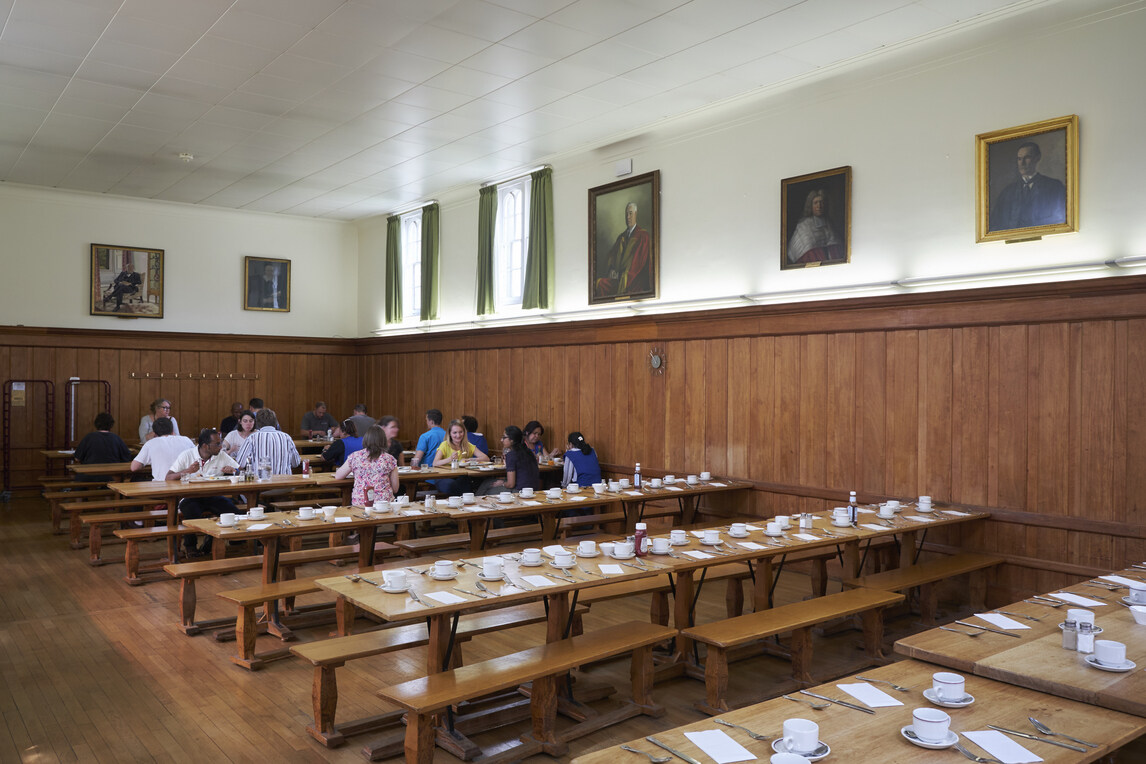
[494,176,531,310]
[400,209,423,319]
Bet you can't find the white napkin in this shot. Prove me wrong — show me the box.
[599,564,624,575]
[423,591,466,605]
[624,490,644,496]
[401,510,423,516]
[333,516,352,523]
[943,510,972,516]
[793,533,822,541]
[902,515,935,522]
[665,486,684,491]
[738,542,768,550]
[1100,575,1142,587]
[568,495,588,501]
[691,530,706,538]
[962,730,1043,763]
[542,545,567,556]
[682,730,753,764]
[1048,592,1107,607]
[973,613,1029,630]
[522,575,557,587]
[520,500,542,506]
[744,524,764,531]
[684,550,715,560]
[861,523,887,531]
[856,507,875,514]
[836,682,903,707]
[246,522,272,530]
[709,482,727,487]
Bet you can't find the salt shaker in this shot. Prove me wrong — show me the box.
[1061,617,1078,650]
[1076,622,1095,654]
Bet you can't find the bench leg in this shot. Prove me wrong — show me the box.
[530,674,563,755]
[124,539,143,585]
[790,626,814,685]
[404,712,437,764]
[919,582,938,625]
[306,664,346,748]
[650,591,670,626]
[231,605,263,670]
[630,644,663,716]
[860,607,888,662]
[696,645,730,716]
[50,500,64,534]
[89,523,103,564]
[179,579,199,635]
[69,511,85,549]
[335,595,357,637]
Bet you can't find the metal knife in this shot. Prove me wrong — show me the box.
[987,725,1087,752]
[954,620,1022,638]
[645,736,702,764]
[799,689,875,714]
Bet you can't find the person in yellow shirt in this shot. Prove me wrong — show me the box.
[433,419,489,495]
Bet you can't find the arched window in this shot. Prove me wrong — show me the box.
[495,177,530,309]
[401,211,422,317]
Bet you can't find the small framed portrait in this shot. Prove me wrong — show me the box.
[90,244,164,318]
[243,256,290,312]
[780,166,851,270]
[588,170,660,305]
[977,114,1079,243]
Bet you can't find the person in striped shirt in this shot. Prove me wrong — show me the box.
[234,408,300,476]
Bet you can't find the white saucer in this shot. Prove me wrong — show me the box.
[496,498,515,504]
[922,688,974,707]
[610,552,635,560]
[575,551,600,558]
[381,584,410,594]
[550,560,576,569]
[663,480,676,485]
[901,726,958,749]
[771,739,829,762]
[1059,622,1103,634]
[217,521,236,528]
[831,520,851,527]
[915,505,935,513]
[650,549,673,555]
[764,530,785,537]
[670,539,690,546]
[463,499,476,505]
[699,539,723,545]
[1122,596,1146,606]
[728,531,749,538]
[478,573,504,582]
[521,559,544,567]
[429,572,458,581]
[1084,654,1136,672]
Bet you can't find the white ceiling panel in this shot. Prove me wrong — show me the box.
[0,0,1045,219]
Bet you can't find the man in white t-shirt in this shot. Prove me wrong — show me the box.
[130,417,194,480]
[167,429,239,557]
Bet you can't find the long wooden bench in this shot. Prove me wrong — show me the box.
[395,523,542,556]
[291,601,580,748]
[113,524,197,584]
[81,508,168,564]
[377,620,677,764]
[841,552,1004,625]
[61,497,164,548]
[45,486,115,534]
[682,587,905,714]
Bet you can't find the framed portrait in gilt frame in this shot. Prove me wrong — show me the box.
[780,166,851,270]
[977,114,1078,243]
[90,243,164,318]
[588,170,660,305]
[243,256,291,312]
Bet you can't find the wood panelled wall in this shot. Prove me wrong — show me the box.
[0,328,357,491]
[359,277,1146,599]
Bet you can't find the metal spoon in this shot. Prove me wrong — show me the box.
[714,719,772,740]
[854,675,911,692]
[782,694,829,710]
[1028,717,1098,748]
[619,745,671,763]
[474,580,497,596]
[939,626,983,637]
[407,566,429,576]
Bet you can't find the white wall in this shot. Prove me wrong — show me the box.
[0,184,358,337]
[357,0,1146,334]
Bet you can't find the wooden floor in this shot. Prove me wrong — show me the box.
[3,494,1143,763]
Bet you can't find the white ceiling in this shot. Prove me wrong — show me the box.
[0,0,1028,220]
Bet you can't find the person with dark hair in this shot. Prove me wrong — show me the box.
[990,139,1067,231]
[412,408,446,468]
[130,417,194,480]
[560,431,602,488]
[300,401,337,438]
[379,416,404,466]
[167,429,238,557]
[139,398,180,442]
[523,420,554,461]
[786,188,844,264]
[223,410,255,455]
[106,260,141,310]
[248,398,264,414]
[335,425,398,506]
[461,415,488,459]
[321,419,363,467]
[478,425,540,494]
[73,412,131,482]
[220,401,243,436]
[234,409,300,475]
[347,403,376,435]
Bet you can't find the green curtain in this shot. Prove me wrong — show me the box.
[383,215,402,323]
[475,186,498,316]
[419,203,440,321]
[522,167,554,310]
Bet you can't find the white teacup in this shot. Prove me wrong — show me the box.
[686,474,699,484]
[248,506,265,519]
[322,506,338,520]
[664,475,676,484]
[730,522,747,536]
[219,512,236,526]
[932,671,965,701]
[832,507,849,520]
[1129,583,1146,604]
[776,515,791,529]
[613,541,634,558]
[577,540,597,556]
[703,529,719,544]
[781,718,819,755]
[363,506,374,518]
[919,495,932,504]
[520,487,534,498]
[885,500,900,509]
[878,505,896,518]
[298,507,315,520]
[547,488,562,499]
[389,500,403,513]
[433,560,454,577]
[382,570,407,589]
[619,479,631,488]
[766,521,781,534]
[599,542,615,557]
[592,482,606,494]
[397,495,410,504]
[462,492,476,504]
[670,529,687,544]
[1130,605,1146,625]
[650,478,663,488]
[566,484,580,493]
[499,491,513,502]
[700,471,711,480]
[608,481,621,491]
[554,551,574,567]
[483,557,503,578]
[522,548,542,564]
[448,496,463,508]
[1094,639,1127,666]
[651,537,670,554]
[912,707,950,743]
[1067,608,1095,626]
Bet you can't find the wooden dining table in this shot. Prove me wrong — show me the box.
[439,489,620,550]
[67,460,136,480]
[571,657,1146,763]
[615,477,752,531]
[896,568,1146,718]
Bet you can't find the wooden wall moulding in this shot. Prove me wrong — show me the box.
[127,372,260,381]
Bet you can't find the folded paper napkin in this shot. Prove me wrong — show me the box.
[423,591,466,605]
[599,564,624,575]
[542,545,567,556]
[973,613,1029,630]
[682,730,753,764]
[684,550,715,560]
[961,731,1043,763]
[793,533,822,541]
[1049,592,1107,607]
[522,575,557,587]
[861,523,887,531]
[246,522,272,531]
[837,682,903,707]
[1100,574,1141,587]
[738,542,767,550]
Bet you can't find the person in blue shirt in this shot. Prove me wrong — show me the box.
[462,415,488,459]
[413,408,446,468]
[321,419,363,467]
[561,431,602,488]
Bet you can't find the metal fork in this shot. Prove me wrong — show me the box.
[782,694,829,710]
[939,626,982,637]
[408,591,429,607]
[953,742,1004,763]
[407,566,429,576]
[853,675,911,692]
[992,609,1041,622]
[475,580,497,596]
[713,719,771,740]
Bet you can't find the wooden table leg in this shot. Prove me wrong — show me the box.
[466,519,489,552]
[842,539,861,579]
[545,591,571,642]
[672,570,696,662]
[898,530,918,567]
[751,558,774,612]
[540,513,558,541]
[261,535,293,640]
[165,498,179,562]
[680,496,698,526]
[359,525,377,568]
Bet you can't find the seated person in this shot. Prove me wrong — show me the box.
[106,261,141,309]
[300,401,337,438]
[412,408,445,467]
[139,398,180,442]
[462,415,488,459]
[219,402,243,435]
[223,410,256,455]
[73,412,132,482]
[560,431,603,488]
[167,429,238,557]
[130,417,194,480]
[477,426,540,495]
[433,419,489,495]
[320,419,363,467]
[347,403,376,435]
[523,420,555,461]
[379,416,404,466]
[234,409,300,475]
[335,425,398,507]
